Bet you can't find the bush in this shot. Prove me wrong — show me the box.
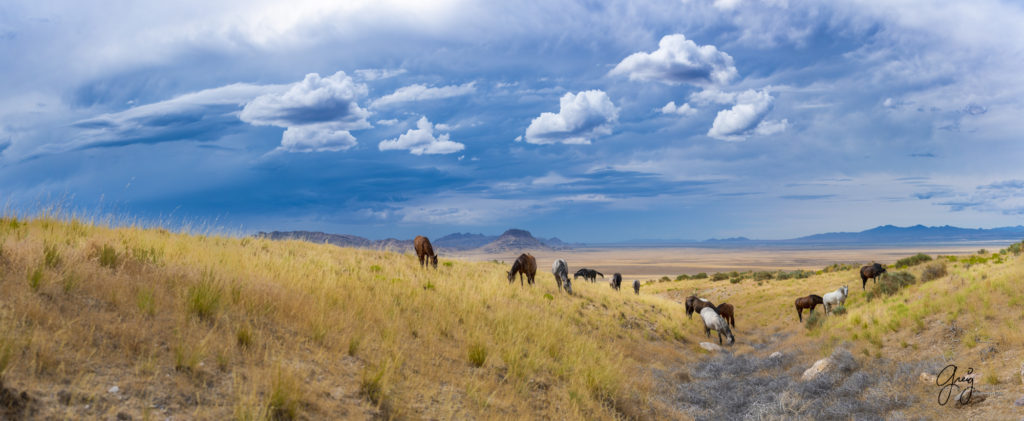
[752,271,773,281]
[830,305,847,315]
[659,276,671,282]
[865,271,916,301]
[468,343,488,368]
[893,253,932,268]
[711,272,729,281]
[919,262,947,282]
[729,277,742,284]
[805,310,824,330]
[99,244,119,269]
[676,274,689,281]
[1007,241,1022,255]
[693,272,708,279]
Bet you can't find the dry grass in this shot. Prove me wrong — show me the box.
[0,216,693,419]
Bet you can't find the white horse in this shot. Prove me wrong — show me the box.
[700,307,735,345]
[551,259,572,294]
[823,285,849,314]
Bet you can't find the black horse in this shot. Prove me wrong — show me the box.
[573,268,604,283]
[610,273,622,291]
[860,263,886,290]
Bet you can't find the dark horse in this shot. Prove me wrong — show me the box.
[860,263,886,290]
[610,273,623,291]
[574,268,604,283]
[794,294,824,322]
[632,279,640,295]
[413,235,438,269]
[507,253,537,286]
[716,303,736,328]
[685,295,716,319]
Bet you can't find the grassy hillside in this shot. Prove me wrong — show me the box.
[0,217,699,420]
[2,216,1021,419]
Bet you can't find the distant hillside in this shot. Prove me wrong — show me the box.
[791,224,1024,244]
[255,230,413,252]
[434,232,496,250]
[481,229,554,253]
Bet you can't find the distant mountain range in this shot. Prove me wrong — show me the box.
[255,228,574,253]
[256,224,1024,252]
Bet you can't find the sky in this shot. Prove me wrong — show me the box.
[1,0,1023,242]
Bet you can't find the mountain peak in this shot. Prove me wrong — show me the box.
[499,229,533,238]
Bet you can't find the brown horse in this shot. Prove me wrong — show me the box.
[507,253,537,286]
[860,263,886,290]
[716,303,736,328]
[414,236,438,269]
[794,294,824,322]
[685,295,716,319]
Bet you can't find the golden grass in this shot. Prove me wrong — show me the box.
[3,215,1022,419]
[0,216,694,419]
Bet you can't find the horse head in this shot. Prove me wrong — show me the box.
[430,254,438,269]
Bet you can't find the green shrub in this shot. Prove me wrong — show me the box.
[99,244,119,269]
[711,272,729,281]
[693,272,708,279]
[804,310,824,330]
[659,276,671,282]
[865,271,916,301]
[28,266,44,292]
[186,277,222,321]
[442,261,453,267]
[893,253,932,268]
[468,343,488,368]
[752,271,773,281]
[1007,241,1022,255]
[919,262,947,283]
[729,277,742,284]
[830,305,847,315]
[675,274,689,281]
[43,242,61,268]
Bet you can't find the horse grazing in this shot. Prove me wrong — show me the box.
[700,307,735,345]
[823,285,849,314]
[685,295,716,319]
[413,236,438,269]
[794,294,824,322]
[860,263,886,290]
[552,259,572,294]
[507,253,537,286]
[574,268,604,283]
[716,303,736,328]
[610,273,623,291]
[632,279,640,295]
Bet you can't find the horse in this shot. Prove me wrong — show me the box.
[632,279,640,295]
[685,295,716,319]
[610,273,622,291]
[507,253,537,286]
[716,303,736,328]
[700,307,735,345]
[413,236,438,269]
[574,268,604,283]
[552,259,572,294]
[823,285,849,314]
[860,263,886,290]
[794,294,824,322]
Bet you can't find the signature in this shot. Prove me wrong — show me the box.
[936,364,975,406]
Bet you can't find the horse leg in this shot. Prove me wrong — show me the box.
[718,331,723,345]
[798,308,803,322]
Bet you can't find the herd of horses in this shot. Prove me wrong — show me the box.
[413,235,884,347]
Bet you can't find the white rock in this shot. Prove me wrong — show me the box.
[801,358,833,381]
[769,351,783,359]
[108,386,120,394]
[699,342,724,352]
[920,372,937,384]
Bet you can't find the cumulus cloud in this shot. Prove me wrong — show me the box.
[370,82,476,108]
[524,90,618,145]
[378,116,465,155]
[240,71,370,129]
[936,179,1024,215]
[278,124,358,153]
[239,71,371,152]
[610,34,738,86]
[661,101,697,116]
[707,89,788,141]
